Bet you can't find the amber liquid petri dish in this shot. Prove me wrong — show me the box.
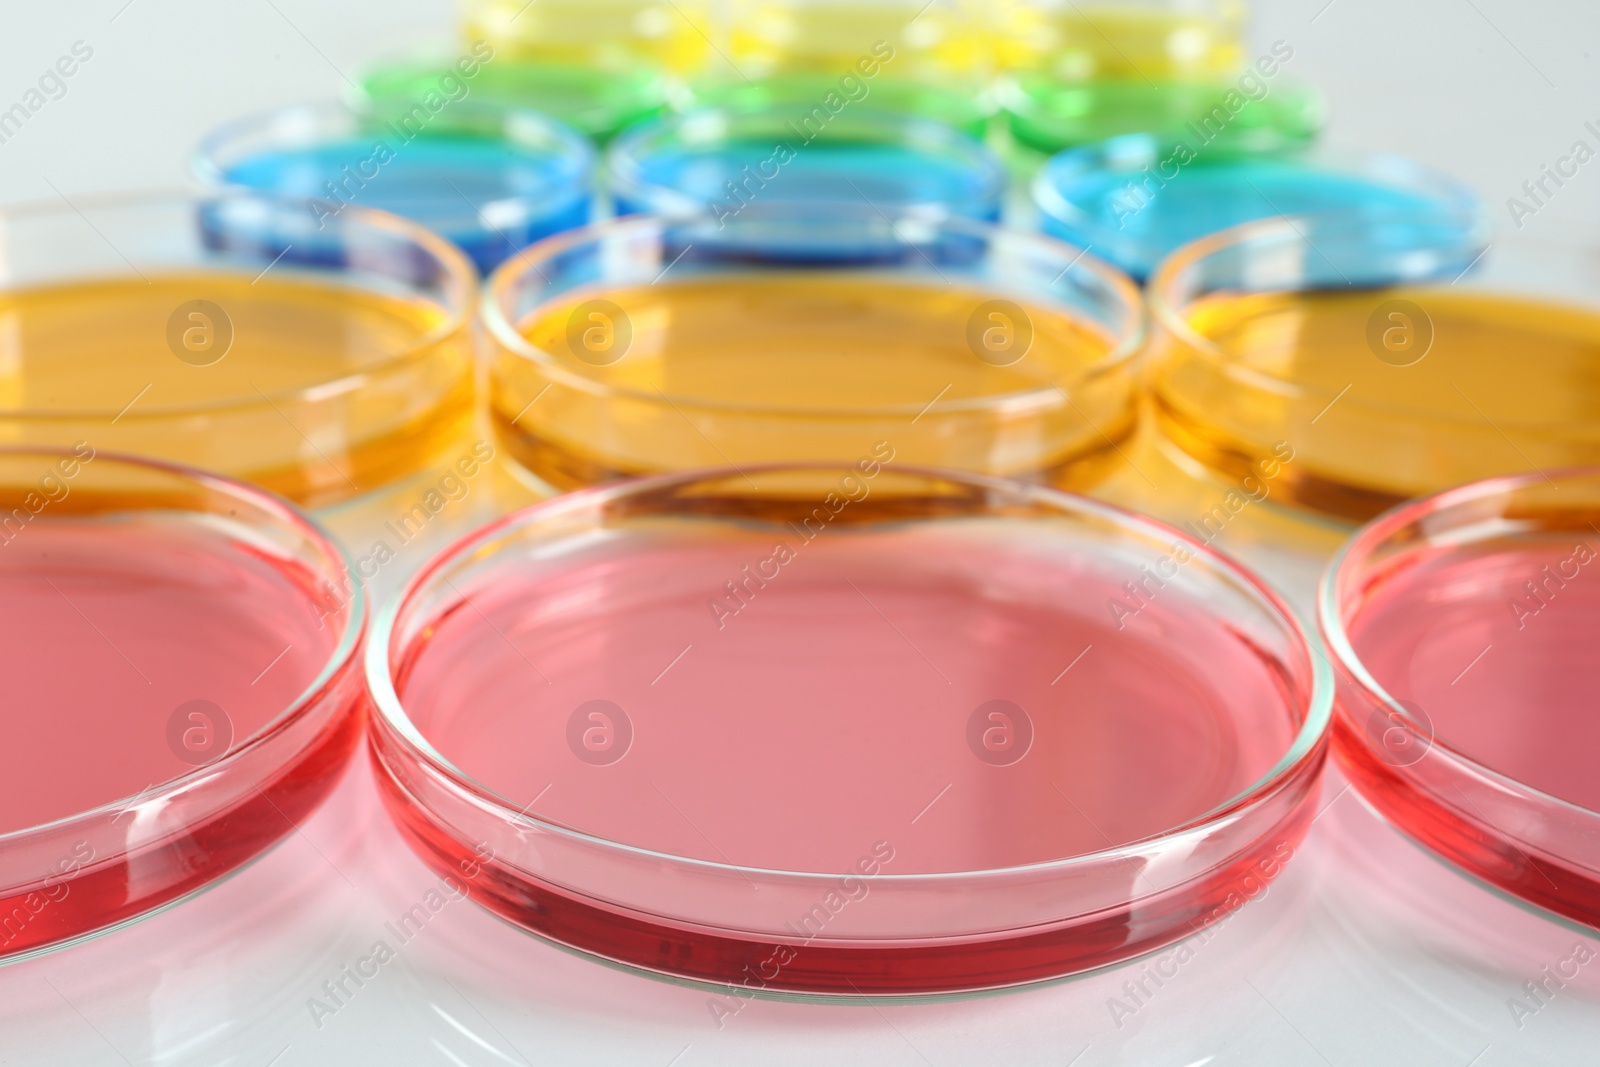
[366,464,1330,994]
[1142,212,1600,524]
[0,449,365,961]
[1320,468,1600,927]
[484,207,1144,493]
[0,191,476,509]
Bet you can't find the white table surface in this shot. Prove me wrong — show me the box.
[2,2,1598,1064]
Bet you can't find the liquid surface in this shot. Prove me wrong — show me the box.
[0,517,338,833]
[1348,536,1600,812]
[1186,289,1600,427]
[0,273,472,504]
[512,274,1112,408]
[1045,159,1458,278]
[395,522,1300,874]
[617,138,1000,219]
[223,138,590,271]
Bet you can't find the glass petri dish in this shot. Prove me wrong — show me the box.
[0,191,476,509]
[195,100,595,273]
[353,47,671,144]
[678,73,993,140]
[461,0,712,74]
[998,74,1325,156]
[1035,139,1483,280]
[992,0,1247,79]
[608,103,1006,221]
[366,463,1331,994]
[1145,216,1600,524]
[482,206,1144,492]
[0,448,364,962]
[1319,468,1600,927]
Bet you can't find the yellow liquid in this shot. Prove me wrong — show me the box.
[995,3,1245,79]
[731,1,988,81]
[463,0,712,72]
[1153,288,1600,519]
[490,275,1135,491]
[0,274,473,506]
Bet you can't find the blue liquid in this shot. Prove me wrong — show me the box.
[1038,153,1481,281]
[615,140,1004,221]
[223,137,592,272]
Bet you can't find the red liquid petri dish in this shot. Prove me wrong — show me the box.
[367,464,1330,994]
[1321,468,1600,928]
[0,449,365,961]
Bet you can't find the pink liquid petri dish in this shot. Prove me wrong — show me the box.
[367,464,1330,994]
[0,449,365,961]
[1321,467,1600,928]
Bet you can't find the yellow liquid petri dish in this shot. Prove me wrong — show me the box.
[1149,215,1600,522]
[993,0,1246,80]
[461,0,713,74]
[0,193,475,508]
[485,209,1143,492]
[731,0,987,81]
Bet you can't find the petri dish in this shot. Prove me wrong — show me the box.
[998,74,1325,156]
[353,47,671,144]
[195,100,595,273]
[608,103,1006,221]
[460,0,712,74]
[482,206,1144,492]
[678,73,993,140]
[0,191,476,508]
[365,463,1331,994]
[1035,139,1483,280]
[0,448,365,961]
[1145,215,1600,524]
[992,0,1247,80]
[1319,468,1600,927]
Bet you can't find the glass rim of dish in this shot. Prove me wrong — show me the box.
[0,445,367,848]
[1033,138,1482,259]
[365,460,1335,884]
[1140,207,1561,428]
[192,97,597,232]
[1316,463,1600,823]
[482,207,1148,418]
[0,187,476,422]
[605,100,1008,217]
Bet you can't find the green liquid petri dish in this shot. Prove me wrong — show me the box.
[999,74,1325,156]
[682,73,994,139]
[354,53,671,143]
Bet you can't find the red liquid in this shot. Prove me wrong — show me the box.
[1340,535,1600,924]
[0,518,361,958]
[1348,539,1600,811]
[385,521,1309,990]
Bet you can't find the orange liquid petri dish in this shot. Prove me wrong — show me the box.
[484,208,1144,493]
[0,192,475,509]
[1143,213,1600,523]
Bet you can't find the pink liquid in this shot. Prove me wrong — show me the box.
[397,522,1300,875]
[0,519,338,834]
[1347,536,1600,812]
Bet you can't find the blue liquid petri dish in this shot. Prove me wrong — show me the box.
[1033,135,1484,281]
[194,100,595,273]
[608,102,1006,245]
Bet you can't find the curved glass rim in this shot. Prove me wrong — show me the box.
[1140,208,1565,428]
[1033,140,1481,266]
[483,208,1148,418]
[366,461,1334,885]
[192,97,596,230]
[0,188,477,422]
[1316,463,1600,824]
[605,101,1007,217]
[0,446,367,850]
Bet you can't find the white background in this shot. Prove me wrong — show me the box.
[1,1,1599,1065]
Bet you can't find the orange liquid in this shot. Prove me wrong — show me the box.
[0,273,474,506]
